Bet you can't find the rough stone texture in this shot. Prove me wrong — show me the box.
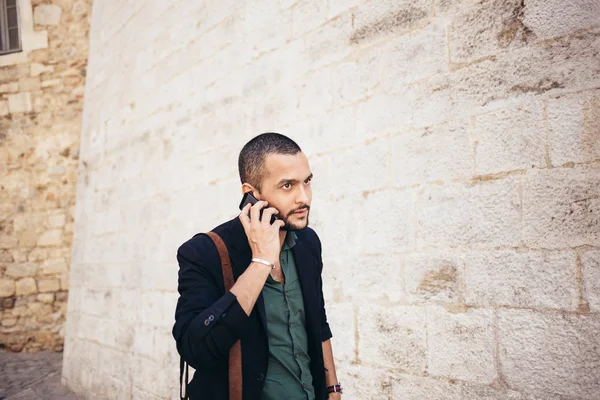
[582,250,600,312]
[547,89,600,166]
[34,4,63,26]
[0,0,92,352]
[523,164,600,249]
[472,102,546,175]
[427,306,496,384]
[357,304,427,373]
[62,1,600,399]
[403,252,462,303]
[498,310,600,399]
[417,177,521,249]
[464,250,579,310]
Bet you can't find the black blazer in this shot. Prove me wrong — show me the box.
[172,216,333,400]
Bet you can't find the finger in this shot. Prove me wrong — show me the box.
[239,203,251,231]
[250,200,267,226]
[260,207,279,226]
[273,219,285,230]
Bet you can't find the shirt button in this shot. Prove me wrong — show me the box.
[208,315,215,321]
[256,373,264,381]
[284,291,289,297]
[204,319,210,326]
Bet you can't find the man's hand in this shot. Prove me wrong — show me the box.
[239,201,284,264]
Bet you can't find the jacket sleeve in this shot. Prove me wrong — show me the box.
[315,233,333,342]
[172,240,250,371]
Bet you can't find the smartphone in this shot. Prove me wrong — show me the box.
[239,192,279,224]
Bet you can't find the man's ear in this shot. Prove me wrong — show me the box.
[241,183,255,195]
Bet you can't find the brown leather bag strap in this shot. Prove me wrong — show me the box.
[205,232,243,400]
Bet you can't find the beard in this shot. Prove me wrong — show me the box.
[279,205,310,231]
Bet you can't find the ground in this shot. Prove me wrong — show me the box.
[0,351,80,400]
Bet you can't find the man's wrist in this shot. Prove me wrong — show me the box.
[251,257,275,269]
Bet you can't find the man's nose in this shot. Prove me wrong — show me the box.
[296,185,309,205]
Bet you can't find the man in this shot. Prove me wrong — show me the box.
[172,133,342,399]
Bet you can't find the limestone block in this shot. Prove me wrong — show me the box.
[388,373,551,400]
[0,101,8,116]
[37,293,54,303]
[380,20,448,91]
[302,15,354,69]
[37,229,63,247]
[357,304,427,373]
[413,28,600,121]
[433,0,481,16]
[328,0,361,18]
[8,92,33,113]
[337,364,393,400]
[294,68,333,118]
[472,102,546,175]
[48,211,67,227]
[417,177,521,249]
[523,165,600,248]
[499,309,600,398]
[523,0,600,42]
[326,303,355,362]
[583,250,600,312]
[355,92,412,138]
[291,0,327,38]
[40,258,68,275]
[31,62,55,77]
[18,230,38,248]
[41,79,61,88]
[350,0,432,45]
[332,49,379,106]
[318,195,366,260]
[338,253,403,302]
[449,0,529,64]
[328,138,391,196]
[404,252,462,303]
[18,77,41,91]
[391,120,473,187]
[464,250,578,310]
[0,250,13,262]
[0,82,18,93]
[547,89,600,166]
[34,4,62,25]
[2,317,17,327]
[15,278,37,296]
[28,248,48,262]
[363,188,414,254]
[37,278,60,293]
[0,279,16,297]
[427,306,495,384]
[5,263,38,278]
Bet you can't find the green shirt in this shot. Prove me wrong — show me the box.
[260,231,315,400]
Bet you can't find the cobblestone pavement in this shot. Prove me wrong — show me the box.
[0,351,82,400]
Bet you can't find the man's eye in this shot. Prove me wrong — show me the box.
[283,183,291,189]
[304,178,312,184]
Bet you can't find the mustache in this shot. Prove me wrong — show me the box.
[287,205,310,216]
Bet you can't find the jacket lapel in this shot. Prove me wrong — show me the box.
[291,234,318,335]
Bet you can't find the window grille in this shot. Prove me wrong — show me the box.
[0,0,20,55]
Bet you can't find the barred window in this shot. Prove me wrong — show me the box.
[0,0,20,55]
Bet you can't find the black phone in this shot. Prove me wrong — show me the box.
[239,192,279,224]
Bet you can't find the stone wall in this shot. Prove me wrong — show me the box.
[0,0,92,352]
[63,0,600,399]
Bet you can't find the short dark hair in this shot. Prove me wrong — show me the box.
[238,132,302,191]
